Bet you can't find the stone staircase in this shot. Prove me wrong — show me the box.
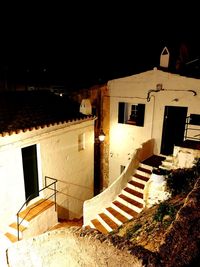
[87,162,153,234]
[159,155,174,171]
[4,198,57,243]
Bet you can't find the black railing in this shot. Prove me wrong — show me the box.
[16,176,57,241]
[184,116,200,141]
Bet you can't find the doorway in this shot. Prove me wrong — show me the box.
[22,145,39,201]
[160,106,188,155]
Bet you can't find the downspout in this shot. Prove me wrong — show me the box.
[147,89,161,102]
[150,95,156,139]
[147,84,164,102]
[147,85,197,102]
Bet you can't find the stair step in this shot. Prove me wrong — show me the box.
[118,194,143,210]
[123,187,143,199]
[128,180,145,190]
[91,219,109,234]
[137,166,152,175]
[9,223,27,232]
[5,199,56,243]
[113,200,138,218]
[5,232,21,243]
[159,165,172,171]
[139,163,153,171]
[19,199,54,222]
[106,207,128,223]
[166,155,174,161]
[133,173,149,182]
[161,161,173,167]
[121,189,143,205]
[99,213,119,231]
[110,202,132,220]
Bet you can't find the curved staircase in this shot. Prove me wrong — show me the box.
[87,162,153,234]
[84,154,166,234]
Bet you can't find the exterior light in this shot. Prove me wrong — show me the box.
[98,129,106,142]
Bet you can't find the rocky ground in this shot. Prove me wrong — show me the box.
[113,195,186,252]
[6,181,200,267]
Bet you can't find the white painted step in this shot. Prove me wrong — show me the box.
[139,163,153,171]
[89,221,96,229]
[159,165,172,171]
[116,196,142,213]
[110,202,133,220]
[131,175,147,185]
[166,155,174,161]
[121,189,144,204]
[135,169,151,179]
[127,181,144,193]
[96,214,113,232]
[104,208,123,226]
[161,160,173,167]
[7,226,23,239]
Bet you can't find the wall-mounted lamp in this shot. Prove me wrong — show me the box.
[98,129,106,142]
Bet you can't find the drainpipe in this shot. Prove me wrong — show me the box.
[147,84,197,102]
[147,84,164,102]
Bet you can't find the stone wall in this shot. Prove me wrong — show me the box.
[70,84,110,189]
[173,146,200,169]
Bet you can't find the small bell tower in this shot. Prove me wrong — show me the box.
[160,46,170,69]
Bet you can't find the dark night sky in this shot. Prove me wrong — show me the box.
[0,3,200,90]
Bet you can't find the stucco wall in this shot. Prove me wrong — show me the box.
[108,68,200,182]
[0,119,95,233]
[40,121,94,219]
[0,148,25,233]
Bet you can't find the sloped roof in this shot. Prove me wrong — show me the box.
[0,90,93,136]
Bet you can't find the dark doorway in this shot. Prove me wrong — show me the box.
[161,106,188,155]
[22,145,39,201]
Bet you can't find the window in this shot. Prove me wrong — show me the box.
[118,102,145,126]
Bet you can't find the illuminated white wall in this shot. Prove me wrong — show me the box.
[108,68,200,183]
[0,119,94,232]
[40,121,94,220]
[0,148,25,233]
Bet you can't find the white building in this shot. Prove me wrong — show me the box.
[108,68,200,183]
[83,68,200,231]
[0,91,95,236]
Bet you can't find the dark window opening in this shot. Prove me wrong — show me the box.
[118,102,145,127]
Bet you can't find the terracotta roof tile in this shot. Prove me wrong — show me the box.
[0,90,92,136]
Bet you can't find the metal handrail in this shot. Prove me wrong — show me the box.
[184,116,200,141]
[16,176,57,241]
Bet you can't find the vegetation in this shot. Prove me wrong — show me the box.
[125,223,142,240]
[153,201,176,222]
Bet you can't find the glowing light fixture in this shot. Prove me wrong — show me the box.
[98,129,106,142]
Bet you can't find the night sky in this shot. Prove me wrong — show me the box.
[0,3,199,90]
